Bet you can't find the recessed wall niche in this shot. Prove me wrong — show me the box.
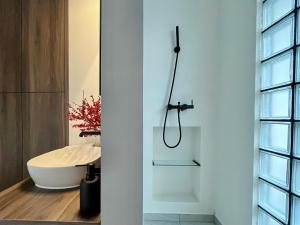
[152,126,201,203]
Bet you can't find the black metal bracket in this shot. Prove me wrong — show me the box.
[79,131,101,137]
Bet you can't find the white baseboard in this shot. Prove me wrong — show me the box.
[144,213,222,224]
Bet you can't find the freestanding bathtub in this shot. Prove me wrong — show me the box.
[27,143,101,189]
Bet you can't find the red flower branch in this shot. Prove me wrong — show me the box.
[69,95,101,132]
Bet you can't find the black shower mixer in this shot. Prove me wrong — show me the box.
[167,100,194,111]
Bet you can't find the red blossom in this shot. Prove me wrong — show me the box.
[69,95,101,132]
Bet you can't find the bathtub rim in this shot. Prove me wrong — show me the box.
[27,145,101,169]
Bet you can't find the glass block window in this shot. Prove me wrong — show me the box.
[291,196,300,225]
[259,1,300,224]
[260,122,291,154]
[262,50,293,89]
[263,0,294,29]
[260,88,292,119]
[292,160,300,195]
[263,15,294,59]
[296,48,300,81]
[259,208,284,225]
[259,180,290,223]
[260,151,290,189]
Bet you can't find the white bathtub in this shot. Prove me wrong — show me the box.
[27,144,101,189]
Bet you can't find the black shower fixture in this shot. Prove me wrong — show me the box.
[167,100,194,111]
[163,26,194,149]
[174,26,180,53]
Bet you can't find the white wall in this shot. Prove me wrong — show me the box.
[143,0,219,214]
[143,0,257,223]
[214,0,257,225]
[101,0,143,224]
[100,0,256,223]
[68,0,100,145]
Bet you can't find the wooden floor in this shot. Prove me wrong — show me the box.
[0,179,100,225]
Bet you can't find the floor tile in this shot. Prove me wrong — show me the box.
[179,214,214,223]
[144,221,180,225]
[180,222,215,225]
[144,213,180,221]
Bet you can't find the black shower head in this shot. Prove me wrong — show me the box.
[174,26,180,53]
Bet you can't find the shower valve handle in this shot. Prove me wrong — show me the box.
[180,100,194,111]
[167,100,194,111]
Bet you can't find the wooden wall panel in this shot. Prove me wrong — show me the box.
[0,0,21,92]
[0,0,68,190]
[22,0,65,92]
[64,0,69,145]
[0,94,22,190]
[22,93,66,177]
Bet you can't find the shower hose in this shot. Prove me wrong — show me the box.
[163,52,182,148]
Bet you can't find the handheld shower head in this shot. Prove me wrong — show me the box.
[174,26,180,53]
[176,26,180,47]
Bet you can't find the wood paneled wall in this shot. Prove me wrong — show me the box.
[0,0,21,92]
[22,0,66,92]
[0,0,68,190]
[0,94,22,190]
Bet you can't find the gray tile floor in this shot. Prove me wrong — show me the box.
[144,222,215,225]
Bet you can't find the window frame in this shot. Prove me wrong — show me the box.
[259,0,300,224]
